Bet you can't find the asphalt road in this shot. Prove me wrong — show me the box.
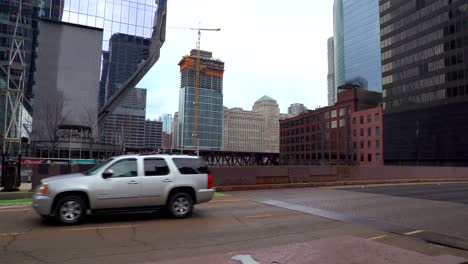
[0,195,467,263]
[346,183,468,204]
[231,183,468,245]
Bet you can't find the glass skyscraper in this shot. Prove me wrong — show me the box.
[333,0,382,92]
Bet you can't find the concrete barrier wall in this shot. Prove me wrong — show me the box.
[31,164,468,190]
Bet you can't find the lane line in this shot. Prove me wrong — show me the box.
[60,224,139,232]
[209,199,248,203]
[404,230,424,236]
[0,232,26,237]
[368,235,388,240]
[0,205,30,209]
[244,214,273,219]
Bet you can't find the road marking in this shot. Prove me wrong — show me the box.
[368,235,388,240]
[0,232,26,237]
[404,230,424,236]
[0,205,29,209]
[244,214,273,219]
[231,255,261,264]
[60,224,139,232]
[209,199,247,203]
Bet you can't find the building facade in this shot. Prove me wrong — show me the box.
[280,88,382,165]
[178,49,224,150]
[288,103,308,115]
[253,96,281,153]
[144,120,162,149]
[100,88,146,149]
[32,20,102,141]
[350,106,383,166]
[328,37,336,105]
[333,0,382,92]
[380,0,468,166]
[223,107,265,153]
[160,114,173,134]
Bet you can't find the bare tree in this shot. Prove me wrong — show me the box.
[80,105,98,159]
[32,92,68,158]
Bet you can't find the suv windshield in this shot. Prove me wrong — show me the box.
[83,159,114,175]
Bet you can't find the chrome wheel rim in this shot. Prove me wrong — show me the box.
[173,197,190,215]
[60,201,82,222]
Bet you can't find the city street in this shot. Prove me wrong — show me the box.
[1,187,468,263]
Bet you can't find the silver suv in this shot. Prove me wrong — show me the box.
[33,155,214,225]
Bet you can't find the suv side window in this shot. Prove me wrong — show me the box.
[172,158,210,175]
[107,159,137,178]
[144,158,169,176]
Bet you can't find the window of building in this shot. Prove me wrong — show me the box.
[367,115,371,123]
[331,110,337,118]
[376,140,381,149]
[339,108,345,116]
[368,127,372,136]
[325,122,330,129]
[376,154,381,163]
[353,129,357,137]
[375,113,380,122]
[368,154,372,162]
[331,120,337,128]
[324,112,330,119]
[360,141,364,149]
[353,142,357,149]
[368,140,371,149]
[360,154,364,162]
[360,128,364,137]
[360,116,364,124]
[376,127,381,136]
[306,127,310,133]
[339,119,345,127]
[144,158,169,176]
[352,117,356,125]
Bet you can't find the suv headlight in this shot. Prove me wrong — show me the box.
[37,184,48,195]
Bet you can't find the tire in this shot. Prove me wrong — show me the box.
[54,195,87,225]
[167,193,194,219]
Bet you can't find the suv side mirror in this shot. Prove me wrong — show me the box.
[102,169,114,179]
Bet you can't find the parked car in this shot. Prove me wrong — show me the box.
[33,154,214,225]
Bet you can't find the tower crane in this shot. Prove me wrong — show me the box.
[170,26,220,152]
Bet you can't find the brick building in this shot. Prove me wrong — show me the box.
[350,107,383,166]
[280,87,383,166]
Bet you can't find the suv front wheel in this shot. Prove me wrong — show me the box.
[54,195,87,225]
[167,193,194,219]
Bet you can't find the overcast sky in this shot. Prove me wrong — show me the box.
[138,0,334,120]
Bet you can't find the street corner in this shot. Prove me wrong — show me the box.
[152,236,467,264]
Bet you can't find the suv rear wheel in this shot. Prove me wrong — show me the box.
[54,195,87,225]
[167,193,194,219]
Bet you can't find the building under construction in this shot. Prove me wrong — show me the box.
[177,49,224,150]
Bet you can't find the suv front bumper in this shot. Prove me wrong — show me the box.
[32,194,53,216]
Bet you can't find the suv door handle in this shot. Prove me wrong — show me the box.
[163,179,173,183]
[128,180,139,184]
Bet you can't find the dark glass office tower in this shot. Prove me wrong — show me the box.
[104,33,150,102]
[380,0,468,166]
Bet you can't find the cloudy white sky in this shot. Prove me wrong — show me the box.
[138,0,334,120]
